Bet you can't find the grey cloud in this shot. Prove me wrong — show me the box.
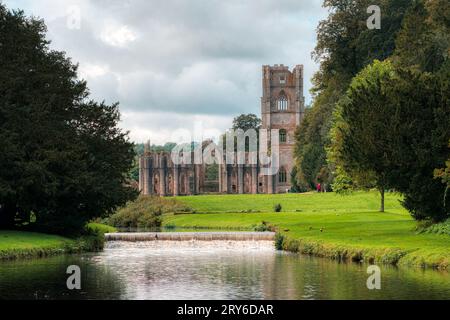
[5,0,327,140]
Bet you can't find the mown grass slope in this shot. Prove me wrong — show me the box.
[163,192,449,269]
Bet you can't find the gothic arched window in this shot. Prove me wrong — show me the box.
[277,95,288,111]
[279,168,287,184]
[280,129,287,143]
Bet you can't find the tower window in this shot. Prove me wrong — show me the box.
[280,76,286,85]
[277,95,288,111]
[279,168,287,184]
[280,129,287,143]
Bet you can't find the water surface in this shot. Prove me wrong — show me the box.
[0,241,449,300]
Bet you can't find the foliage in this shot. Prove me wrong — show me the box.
[434,142,450,208]
[393,0,450,73]
[204,164,219,181]
[418,219,450,236]
[232,114,261,131]
[392,67,449,221]
[274,233,285,250]
[331,57,449,219]
[0,5,137,234]
[253,221,275,232]
[273,204,282,213]
[289,166,303,193]
[226,113,262,152]
[294,103,333,191]
[293,0,413,190]
[331,60,397,211]
[303,0,449,220]
[107,196,193,229]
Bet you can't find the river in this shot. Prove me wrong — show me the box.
[0,240,449,300]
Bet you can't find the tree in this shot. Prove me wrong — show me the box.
[293,0,413,191]
[0,5,137,234]
[333,59,449,219]
[294,101,333,191]
[333,60,398,212]
[232,114,261,132]
[228,113,261,152]
[390,66,449,221]
[393,0,449,73]
[434,142,450,210]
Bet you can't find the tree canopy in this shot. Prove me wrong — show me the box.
[294,0,449,221]
[294,0,413,191]
[0,5,137,234]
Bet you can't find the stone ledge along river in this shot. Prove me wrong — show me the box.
[105,232,276,241]
[0,232,449,300]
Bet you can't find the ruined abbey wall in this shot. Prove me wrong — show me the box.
[139,64,305,196]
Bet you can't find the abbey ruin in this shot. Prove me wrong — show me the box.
[139,64,305,195]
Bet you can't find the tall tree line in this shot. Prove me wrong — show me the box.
[294,0,412,191]
[295,0,450,221]
[0,5,137,234]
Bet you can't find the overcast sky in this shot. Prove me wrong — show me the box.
[5,0,327,144]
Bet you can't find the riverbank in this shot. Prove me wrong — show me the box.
[0,223,117,260]
[163,192,450,270]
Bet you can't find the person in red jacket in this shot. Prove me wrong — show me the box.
[316,183,321,193]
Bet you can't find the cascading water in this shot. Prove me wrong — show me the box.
[105,240,276,252]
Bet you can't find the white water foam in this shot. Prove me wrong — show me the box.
[105,240,276,253]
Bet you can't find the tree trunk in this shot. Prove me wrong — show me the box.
[379,188,385,212]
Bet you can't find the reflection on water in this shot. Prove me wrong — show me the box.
[0,240,449,300]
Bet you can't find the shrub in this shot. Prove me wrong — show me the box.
[274,233,285,250]
[107,196,192,229]
[274,204,282,212]
[253,221,276,232]
[417,219,450,235]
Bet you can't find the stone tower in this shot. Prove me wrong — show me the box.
[261,64,305,193]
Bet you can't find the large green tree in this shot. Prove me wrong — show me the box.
[294,0,412,190]
[333,58,449,219]
[332,61,398,211]
[0,5,137,234]
[393,0,449,73]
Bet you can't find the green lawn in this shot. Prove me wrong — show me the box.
[86,222,117,234]
[0,230,73,259]
[0,231,71,251]
[0,223,115,260]
[163,192,449,269]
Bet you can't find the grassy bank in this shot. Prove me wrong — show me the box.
[163,192,449,269]
[0,223,117,260]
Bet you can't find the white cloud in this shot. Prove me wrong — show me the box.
[120,111,232,144]
[4,0,327,143]
[78,63,110,78]
[99,22,138,47]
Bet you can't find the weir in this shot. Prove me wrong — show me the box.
[105,232,276,242]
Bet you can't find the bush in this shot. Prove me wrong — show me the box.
[274,233,285,250]
[417,219,450,236]
[253,221,275,232]
[274,204,282,212]
[107,196,192,229]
